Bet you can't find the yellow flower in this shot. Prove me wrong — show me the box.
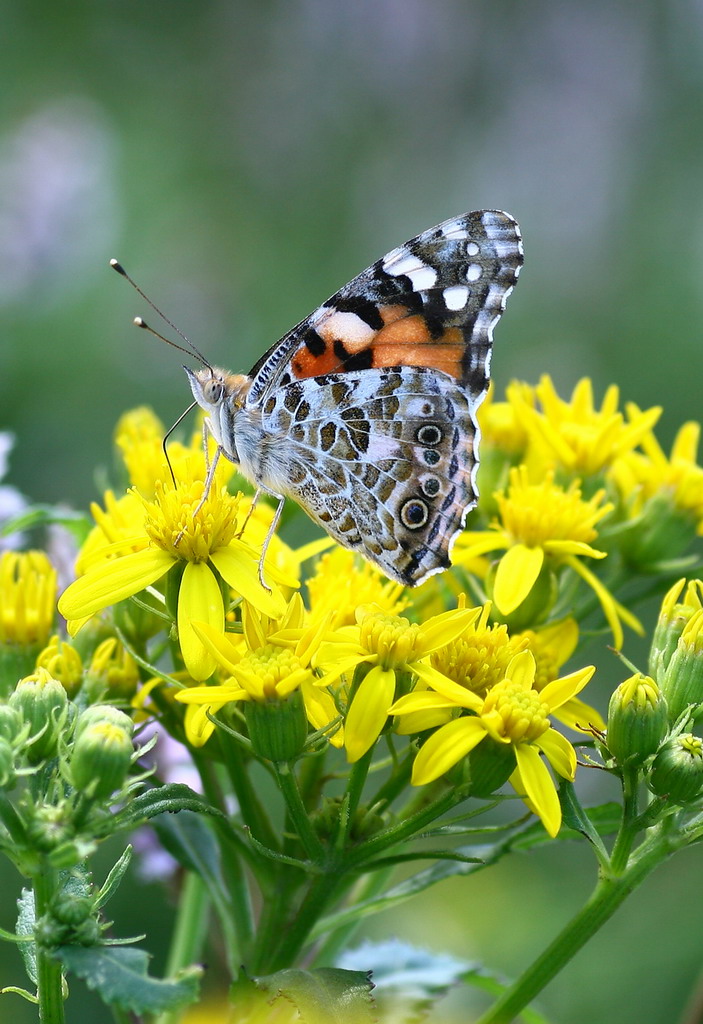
[395,603,530,736]
[88,637,140,699]
[114,406,234,499]
[522,619,605,732]
[477,380,535,458]
[316,604,480,763]
[35,636,83,697]
[391,649,595,836]
[306,547,408,628]
[611,415,703,532]
[455,466,640,648]
[175,603,338,747]
[59,476,290,681]
[523,376,661,477]
[0,551,56,647]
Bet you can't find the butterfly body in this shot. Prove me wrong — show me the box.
[186,211,523,586]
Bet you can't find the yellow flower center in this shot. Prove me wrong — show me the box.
[143,481,240,562]
[431,620,529,697]
[359,612,420,669]
[236,644,305,699]
[483,680,550,743]
[497,468,610,548]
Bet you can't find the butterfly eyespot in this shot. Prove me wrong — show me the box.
[421,476,441,498]
[422,449,441,467]
[203,379,225,404]
[400,498,430,530]
[416,424,443,446]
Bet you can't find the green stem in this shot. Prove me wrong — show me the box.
[610,766,640,873]
[34,870,65,1024]
[275,762,325,861]
[153,873,210,1024]
[475,829,674,1024]
[266,871,346,972]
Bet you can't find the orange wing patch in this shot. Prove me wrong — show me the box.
[291,302,465,382]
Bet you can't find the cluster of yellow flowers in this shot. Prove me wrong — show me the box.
[4,375,703,841]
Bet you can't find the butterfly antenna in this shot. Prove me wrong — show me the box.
[110,258,212,370]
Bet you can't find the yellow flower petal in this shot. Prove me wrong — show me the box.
[58,547,174,619]
[536,728,576,781]
[493,544,544,615]
[210,545,286,618]
[540,665,595,710]
[554,696,605,733]
[513,743,561,837]
[409,662,484,711]
[416,606,482,654]
[411,716,487,785]
[177,562,224,680]
[345,665,396,763]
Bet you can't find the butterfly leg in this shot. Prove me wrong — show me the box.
[257,493,285,593]
[174,444,224,547]
[235,488,261,540]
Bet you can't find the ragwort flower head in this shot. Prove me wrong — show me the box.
[58,470,289,681]
[455,466,640,648]
[175,602,336,748]
[524,376,661,478]
[391,650,595,836]
[316,604,479,763]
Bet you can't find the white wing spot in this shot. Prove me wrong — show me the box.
[466,263,483,283]
[443,285,469,310]
[466,241,480,257]
[383,252,424,276]
[320,311,376,351]
[441,220,468,240]
[407,265,437,290]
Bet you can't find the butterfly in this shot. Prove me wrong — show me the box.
[183,211,523,588]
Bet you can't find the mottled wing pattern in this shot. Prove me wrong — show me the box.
[246,210,523,586]
[247,210,523,405]
[262,368,475,585]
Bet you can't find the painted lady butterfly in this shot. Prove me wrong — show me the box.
[185,211,523,587]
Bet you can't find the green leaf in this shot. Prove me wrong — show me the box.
[15,888,37,986]
[112,783,224,829]
[231,967,375,1024]
[54,945,201,1015]
[95,846,133,909]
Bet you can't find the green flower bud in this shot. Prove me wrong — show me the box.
[649,579,703,682]
[0,737,15,788]
[244,689,308,762]
[33,914,72,949]
[606,674,669,765]
[70,721,134,800]
[0,703,23,743]
[73,705,134,743]
[50,893,93,928]
[660,610,703,722]
[9,668,68,762]
[648,733,703,804]
[26,804,73,853]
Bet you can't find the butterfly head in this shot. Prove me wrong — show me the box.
[184,365,253,459]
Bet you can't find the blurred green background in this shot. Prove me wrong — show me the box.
[2,1,703,1021]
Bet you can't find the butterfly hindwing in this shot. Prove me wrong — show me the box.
[261,366,476,585]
